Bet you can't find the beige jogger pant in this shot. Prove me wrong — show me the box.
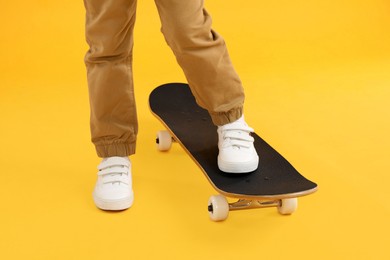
[84,0,245,158]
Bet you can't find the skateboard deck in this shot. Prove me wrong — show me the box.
[149,83,317,221]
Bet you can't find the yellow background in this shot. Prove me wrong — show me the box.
[1,0,389,259]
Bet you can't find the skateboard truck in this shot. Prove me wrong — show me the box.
[207,195,298,221]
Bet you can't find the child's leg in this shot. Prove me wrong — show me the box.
[154,0,258,173]
[154,0,245,126]
[84,0,137,210]
[84,0,138,158]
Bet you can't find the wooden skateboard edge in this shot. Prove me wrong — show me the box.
[150,107,318,201]
[215,185,318,201]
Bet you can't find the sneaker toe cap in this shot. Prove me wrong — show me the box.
[94,184,132,201]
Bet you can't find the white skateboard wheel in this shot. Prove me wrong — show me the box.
[156,130,172,151]
[277,198,298,215]
[208,195,229,221]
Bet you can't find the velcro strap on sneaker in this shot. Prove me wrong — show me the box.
[224,131,254,142]
[98,157,130,170]
[98,165,129,176]
[221,124,254,133]
[229,139,253,148]
[101,174,130,185]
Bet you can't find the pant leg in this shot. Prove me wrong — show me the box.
[84,0,138,158]
[154,0,245,126]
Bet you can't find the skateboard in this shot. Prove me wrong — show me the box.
[149,83,318,221]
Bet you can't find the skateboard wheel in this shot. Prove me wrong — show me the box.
[277,198,298,215]
[156,130,172,151]
[208,195,229,221]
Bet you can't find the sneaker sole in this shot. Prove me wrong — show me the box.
[93,191,134,211]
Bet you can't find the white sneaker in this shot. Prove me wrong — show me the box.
[93,156,134,211]
[217,116,259,173]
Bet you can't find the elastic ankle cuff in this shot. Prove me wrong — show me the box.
[209,106,243,126]
[95,142,136,158]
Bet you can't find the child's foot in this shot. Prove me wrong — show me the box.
[217,116,259,173]
[93,156,134,211]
